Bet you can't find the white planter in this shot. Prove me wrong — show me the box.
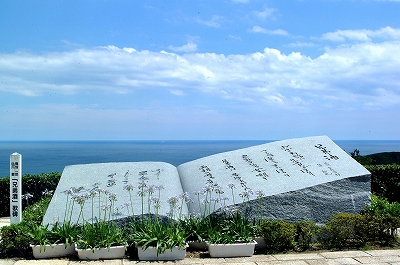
[30,243,76,259]
[137,245,187,261]
[75,244,126,260]
[207,241,257,258]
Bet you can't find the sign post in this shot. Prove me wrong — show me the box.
[10,153,22,224]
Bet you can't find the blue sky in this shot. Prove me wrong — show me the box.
[1,0,400,140]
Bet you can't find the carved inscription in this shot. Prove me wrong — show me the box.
[318,162,340,176]
[122,170,130,185]
[281,145,305,160]
[139,171,149,182]
[68,168,163,193]
[153,169,162,180]
[261,150,290,177]
[222,159,250,191]
[315,144,339,161]
[200,165,214,184]
[222,159,236,171]
[242,154,269,180]
[107,173,117,187]
[281,145,315,176]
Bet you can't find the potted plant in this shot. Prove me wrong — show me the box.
[179,215,210,250]
[75,221,127,260]
[129,220,187,261]
[29,222,79,259]
[252,190,267,251]
[206,212,257,258]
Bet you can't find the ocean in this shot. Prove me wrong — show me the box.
[1,140,400,178]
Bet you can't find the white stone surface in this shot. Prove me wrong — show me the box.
[43,162,187,225]
[177,135,370,222]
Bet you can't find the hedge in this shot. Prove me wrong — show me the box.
[0,172,61,217]
[367,164,400,203]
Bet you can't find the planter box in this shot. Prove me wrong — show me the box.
[137,245,187,261]
[207,241,257,258]
[30,243,76,259]
[75,244,126,260]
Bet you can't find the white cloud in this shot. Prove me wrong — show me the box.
[321,26,400,42]
[250,26,266,33]
[322,30,371,42]
[1,39,400,112]
[196,15,225,28]
[364,88,400,107]
[169,89,186,96]
[254,7,276,20]
[168,41,198,52]
[263,93,286,105]
[286,42,317,48]
[229,35,242,40]
[250,26,288,35]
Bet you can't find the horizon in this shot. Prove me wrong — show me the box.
[1,1,400,141]
[1,139,399,178]
[1,139,400,142]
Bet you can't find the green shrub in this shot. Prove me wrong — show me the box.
[22,195,52,225]
[360,195,400,245]
[319,213,360,249]
[260,219,296,253]
[295,220,320,251]
[0,221,33,258]
[358,212,400,246]
[319,211,400,249]
[0,172,61,217]
[350,149,373,165]
[367,164,400,203]
[364,194,400,217]
[0,194,54,258]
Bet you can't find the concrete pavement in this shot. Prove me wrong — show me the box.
[0,217,10,229]
[0,249,400,265]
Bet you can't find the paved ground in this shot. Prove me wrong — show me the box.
[0,250,400,265]
[0,217,10,229]
[2,217,400,264]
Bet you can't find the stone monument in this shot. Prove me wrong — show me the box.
[43,135,370,225]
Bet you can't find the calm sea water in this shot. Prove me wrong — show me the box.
[1,140,399,178]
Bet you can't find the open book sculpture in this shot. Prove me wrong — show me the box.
[43,136,370,225]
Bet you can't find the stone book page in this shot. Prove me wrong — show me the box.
[43,162,188,225]
[177,135,371,221]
